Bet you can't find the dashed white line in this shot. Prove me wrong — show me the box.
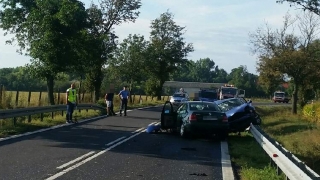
[105,136,126,146]
[46,123,155,180]
[132,127,145,133]
[57,151,96,169]
[221,141,235,180]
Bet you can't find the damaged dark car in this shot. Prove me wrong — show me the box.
[214,98,261,134]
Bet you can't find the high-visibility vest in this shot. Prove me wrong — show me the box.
[67,88,77,103]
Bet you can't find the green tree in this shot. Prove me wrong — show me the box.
[109,34,148,101]
[145,11,194,100]
[249,11,320,113]
[80,0,142,102]
[277,0,320,15]
[0,0,88,105]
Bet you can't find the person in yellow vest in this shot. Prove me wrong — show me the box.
[66,83,78,123]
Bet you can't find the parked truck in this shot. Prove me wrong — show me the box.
[272,91,290,103]
[218,84,245,100]
[192,88,219,102]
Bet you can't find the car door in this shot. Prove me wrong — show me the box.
[238,89,245,97]
[160,101,177,129]
[177,103,188,124]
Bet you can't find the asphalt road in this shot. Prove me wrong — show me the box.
[0,106,229,180]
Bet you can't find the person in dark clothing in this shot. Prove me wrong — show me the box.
[105,89,116,116]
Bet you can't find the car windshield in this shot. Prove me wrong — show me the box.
[173,93,186,97]
[275,93,285,97]
[189,102,220,111]
[221,88,237,95]
[200,91,217,99]
[217,99,244,112]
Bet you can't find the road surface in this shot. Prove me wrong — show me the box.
[0,106,233,180]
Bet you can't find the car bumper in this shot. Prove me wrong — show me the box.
[228,114,256,132]
[184,122,229,134]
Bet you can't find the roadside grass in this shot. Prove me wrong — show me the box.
[229,105,320,179]
[250,98,271,103]
[0,100,165,138]
[228,132,285,180]
[256,106,320,174]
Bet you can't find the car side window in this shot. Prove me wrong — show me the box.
[178,104,187,114]
[217,102,230,112]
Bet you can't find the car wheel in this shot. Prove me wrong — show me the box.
[180,123,189,138]
[218,131,228,141]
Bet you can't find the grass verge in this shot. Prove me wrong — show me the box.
[250,98,271,103]
[0,101,165,138]
[229,105,320,179]
[257,106,320,174]
[228,132,286,180]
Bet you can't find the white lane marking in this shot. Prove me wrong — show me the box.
[105,136,126,146]
[0,105,161,143]
[45,127,149,180]
[0,116,107,143]
[131,122,157,134]
[131,127,145,134]
[221,141,235,180]
[57,151,96,169]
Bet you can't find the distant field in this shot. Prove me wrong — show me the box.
[0,90,170,108]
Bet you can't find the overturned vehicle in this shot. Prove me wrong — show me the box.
[159,98,261,138]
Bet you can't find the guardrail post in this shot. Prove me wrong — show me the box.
[145,95,147,101]
[28,115,31,123]
[13,117,16,126]
[57,89,60,104]
[40,113,43,121]
[51,112,54,119]
[15,90,19,107]
[61,110,64,117]
[0,84,3,104]
[38,91,42,106]
[27,90,31,107]
[133,94,135,104]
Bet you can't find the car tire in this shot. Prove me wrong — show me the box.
[218,131,228,141]
[180,123,189,138]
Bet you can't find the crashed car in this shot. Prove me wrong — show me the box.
[214,98,261,133]
[160,101,229,140]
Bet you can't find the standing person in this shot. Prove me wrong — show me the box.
[66,83,77,123]
[105,86,116,116]
[118,86,130,116]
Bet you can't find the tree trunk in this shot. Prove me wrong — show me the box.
[292,82,299,114]
[128,81,133,103]
[93,81,101,103]
[157,79,165,101]
[46,75,55,105]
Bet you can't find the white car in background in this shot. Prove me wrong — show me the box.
[169,93,189,106]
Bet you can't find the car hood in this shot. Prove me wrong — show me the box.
[199,98,217,102]
[171,97,186,100]
[225,103,248,117]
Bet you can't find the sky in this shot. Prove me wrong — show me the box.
[0,0,300,74]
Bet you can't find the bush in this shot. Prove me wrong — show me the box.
[96,99,106,108]
[302,103,320,123]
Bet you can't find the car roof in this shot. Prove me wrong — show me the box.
[214,98,243,104]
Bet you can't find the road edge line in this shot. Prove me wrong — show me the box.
[0,105,162,143]
[221,141,235,180]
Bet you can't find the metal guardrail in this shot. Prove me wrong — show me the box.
[250,124,320,180]
[0,104,105,119]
